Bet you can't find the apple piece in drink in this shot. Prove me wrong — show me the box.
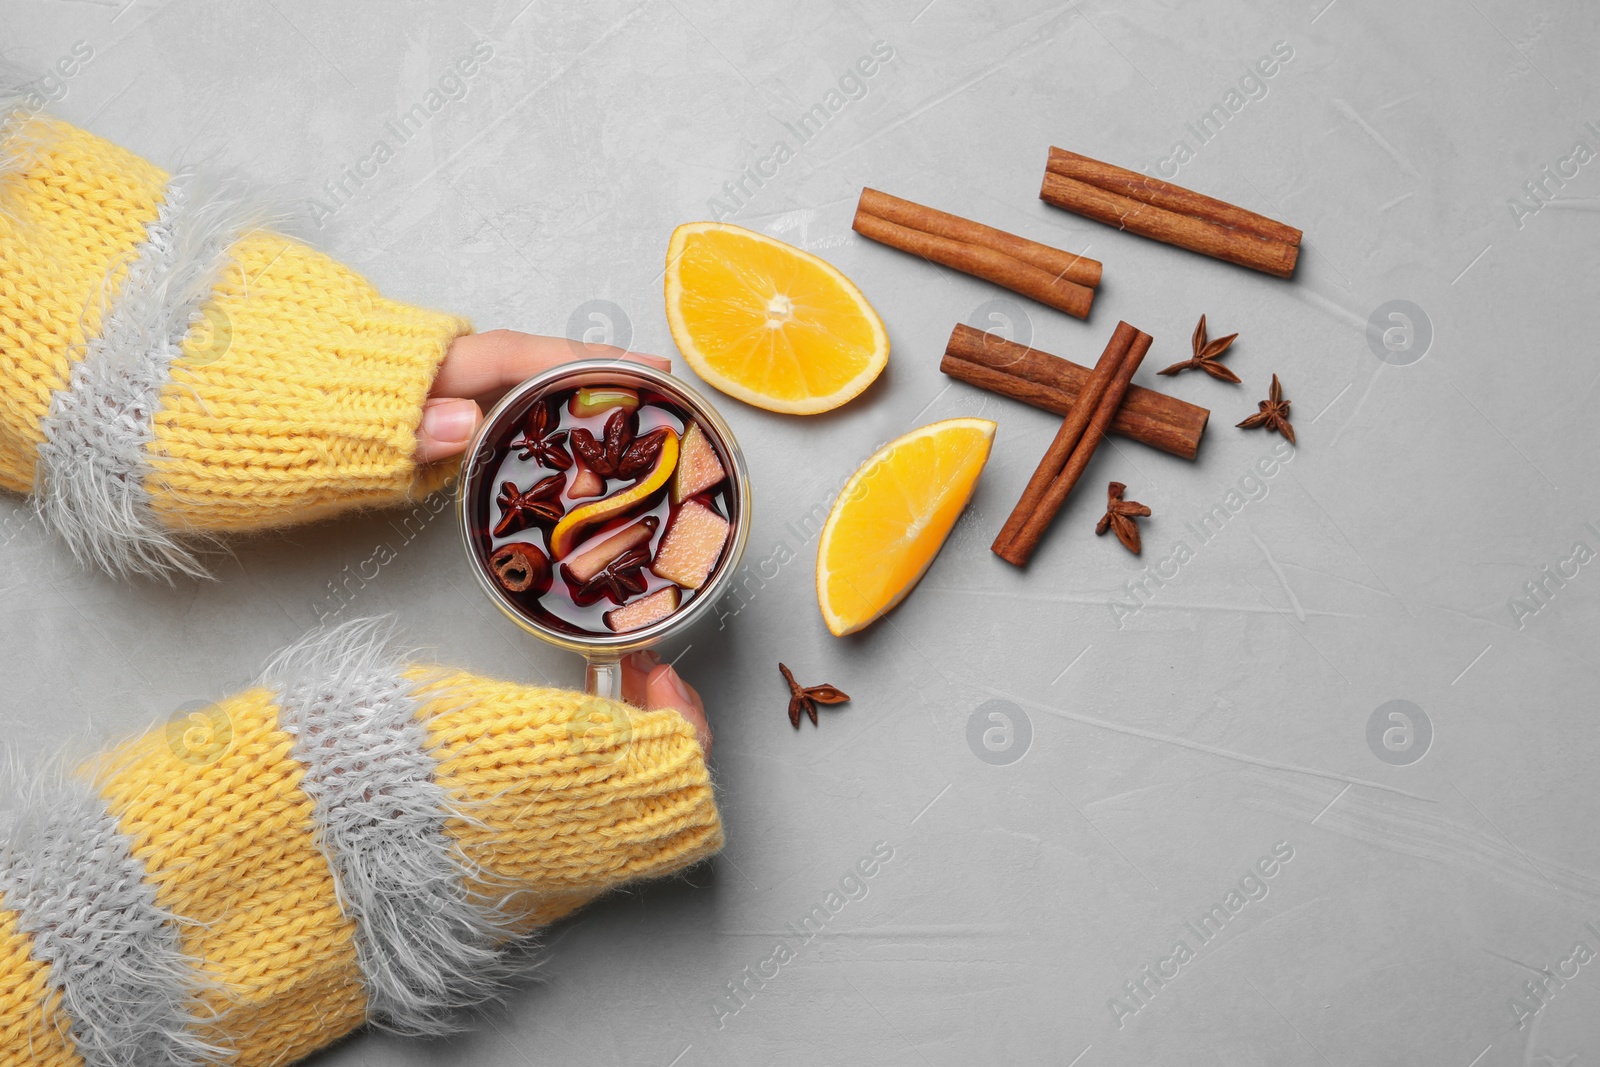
[671,421,727,503]
[562,516,659,584]
[652,499,730,590]
[568,461,605,498]
[606,586,680,632]
[570,386,641,418]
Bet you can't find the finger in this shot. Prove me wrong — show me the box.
[620,651,661,707]
[432,329,672,402]
[648,663,704,718]
[646,664,711,757]
[415,398,482,464]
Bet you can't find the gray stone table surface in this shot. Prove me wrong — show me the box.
[4,0,1599,1064]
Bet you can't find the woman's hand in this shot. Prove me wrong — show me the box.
[622,651,712,757]
[416,330,672,463]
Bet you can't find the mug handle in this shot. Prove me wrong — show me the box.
[585,653,623,701]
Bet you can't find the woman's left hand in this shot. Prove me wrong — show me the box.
[621,651,713,757]
[416,329,671,463]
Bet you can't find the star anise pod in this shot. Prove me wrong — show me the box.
[511,400,573,470]
[1235,373,1295,444]
[779,663,850,729]
[617,428,669,478]
[1159,314,1240,383]
[1095,481,1152,554]
[570,409,668,479]
[565,544,651,606]
[493,474,565,537]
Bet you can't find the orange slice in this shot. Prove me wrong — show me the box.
[664,222,889,414]
[816,418,996,636]
[549,430,679,558]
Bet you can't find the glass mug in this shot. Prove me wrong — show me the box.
[457,359,751,702]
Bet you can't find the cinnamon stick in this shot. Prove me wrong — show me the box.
[1046,149,1301,247]
[1039,148,1301,278]
[859,188,1103,287]
[994,324,1153,566]
[853,188,1100,319]
[942,324,1208,460]
[992,322,1135,558]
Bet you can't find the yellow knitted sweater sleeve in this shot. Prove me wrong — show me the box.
[0,624,722,1067]
[0,111,473,578]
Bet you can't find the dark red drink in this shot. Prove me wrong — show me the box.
[470,384,736,635]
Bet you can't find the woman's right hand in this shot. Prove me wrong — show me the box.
[622,651,712,757]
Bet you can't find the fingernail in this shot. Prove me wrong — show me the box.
[422,398,479,443]
[663,666,695,705]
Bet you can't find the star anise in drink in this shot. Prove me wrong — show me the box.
[493,474,565,537]
[779,663,850,729]
[1095,481,1152,554]
[571,408,669,479]
[1236,374,1295,444]
[511,400,573,470]
[565,544,651,606]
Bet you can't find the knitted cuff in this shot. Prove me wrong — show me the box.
[0,620,721,1067]
[0,114,472,579]
[410,666,725,933]
[146,229,471,537]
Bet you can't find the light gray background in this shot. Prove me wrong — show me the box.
[3,1,1598,1064]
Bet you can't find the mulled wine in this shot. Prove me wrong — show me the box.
[469,382,737,636]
